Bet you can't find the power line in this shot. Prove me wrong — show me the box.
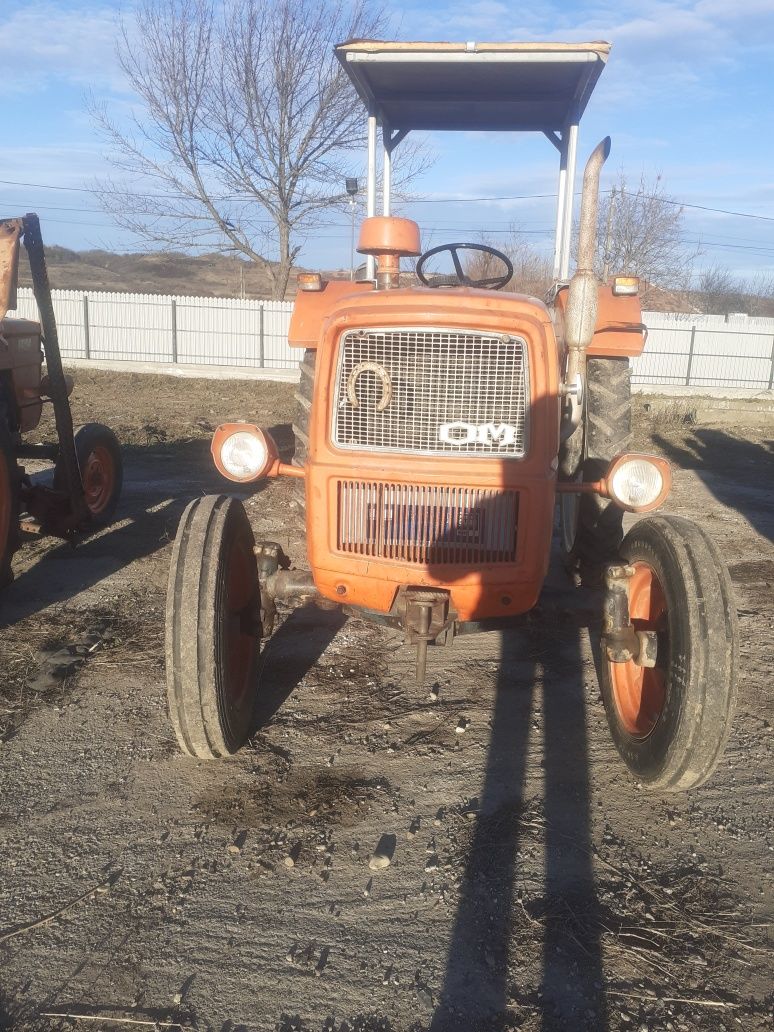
[2,176,773,223]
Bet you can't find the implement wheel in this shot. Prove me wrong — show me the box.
[0,421,19,588]
[600,515,738,792]
[55,422,123,526]
[165,495,261,759]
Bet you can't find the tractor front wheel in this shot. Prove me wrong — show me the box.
[55,422,123,526]
[165,494,261,759]
[599,515,738,792]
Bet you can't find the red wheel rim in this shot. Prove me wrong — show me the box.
[609,561,668,738]
[82,445,115,515]
[224,535,256,704]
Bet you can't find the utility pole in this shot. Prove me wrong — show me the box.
[346,178,359,281]
[602,186,616,282]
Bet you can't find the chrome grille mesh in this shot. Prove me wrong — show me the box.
[332,327,528,457]
[337,480,519,565]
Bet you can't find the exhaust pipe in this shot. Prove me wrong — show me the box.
[564,136,611,389]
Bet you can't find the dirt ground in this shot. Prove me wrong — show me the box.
[0,369,771,1032]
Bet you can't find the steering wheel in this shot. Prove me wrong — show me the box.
[416,242,514,290]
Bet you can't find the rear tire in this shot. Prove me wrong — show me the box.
[560,357,632,568]
[54,422,123,527]
[599,515,738,792]
[290,349,315,515]
[165,495,261,759]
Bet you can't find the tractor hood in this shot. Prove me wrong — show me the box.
[288,281,553,351]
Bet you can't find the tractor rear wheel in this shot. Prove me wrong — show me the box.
[54,422,123,527]
[290,349,315,515]
[599,514,738,792]
[165,494,261,759]
[0,421,19,588]
[560,357,632,570]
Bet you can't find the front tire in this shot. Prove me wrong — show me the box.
[599,515,738,792]
[561,357,632,567]
[290,349,315,516]
[165,495,261,759]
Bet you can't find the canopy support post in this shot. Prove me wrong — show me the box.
[366,106,378,280]
[552,132,569,280]
[382,124,392,216]
[560,119,579,279]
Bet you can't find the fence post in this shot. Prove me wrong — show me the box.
[82,295,91,360]
[258,304,265,368]
[768,336,774,391]
[685,325,696,386]
[171,299,178,363]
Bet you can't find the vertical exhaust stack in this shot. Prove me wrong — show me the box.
[563,137,611,388]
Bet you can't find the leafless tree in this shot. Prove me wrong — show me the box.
[463,230,554,297]
[597,172,699,303]
[693,265,774,316]
[91,0,388,299]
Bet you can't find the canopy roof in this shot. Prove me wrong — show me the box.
[335,40,610,133]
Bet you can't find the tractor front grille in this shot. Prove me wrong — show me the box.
[332,327,529,457]
[336,480,519,565]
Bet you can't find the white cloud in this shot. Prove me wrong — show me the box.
[0,3,126,97]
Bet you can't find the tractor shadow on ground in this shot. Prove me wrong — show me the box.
[253,604,348,729]
[0,435,281,628]
[429,543,608,1030]
[652,429,774,543]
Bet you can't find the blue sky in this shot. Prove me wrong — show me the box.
[2,0,773,279]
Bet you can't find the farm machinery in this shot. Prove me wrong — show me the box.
[165,41,738,791]
[0,214,122,587]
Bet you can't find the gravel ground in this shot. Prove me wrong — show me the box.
[0,370,771,1032]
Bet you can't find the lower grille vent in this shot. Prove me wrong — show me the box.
[337,480,518,565]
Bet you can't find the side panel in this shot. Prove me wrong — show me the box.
[553,284,646,358]
[303,290,560,622]
[288,280,373,349]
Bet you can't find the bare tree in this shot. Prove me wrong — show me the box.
[91,0,387,299]
[463,229,554,297]
[693,265,774,316]
[597,172,699,303]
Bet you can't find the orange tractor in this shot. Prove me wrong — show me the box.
[165,41,737,791]
[0,214,122,586]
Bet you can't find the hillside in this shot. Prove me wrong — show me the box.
[16,245,345,300]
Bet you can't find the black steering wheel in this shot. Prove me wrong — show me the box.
[416,242,514,290]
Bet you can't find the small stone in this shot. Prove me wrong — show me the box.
[370,833,396,870]
[455,717,469,734]
[284,841,302,868]
[425,855,439,872]
[407,817,421,840]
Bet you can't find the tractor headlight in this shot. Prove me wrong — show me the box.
[606,454,672,513]
[211,423,278,483]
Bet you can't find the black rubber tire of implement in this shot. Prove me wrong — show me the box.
[599,515,739,792]
[54,422,123,527]
[165,494,261,759]
[290,348,315,515]
[573,357,632,567]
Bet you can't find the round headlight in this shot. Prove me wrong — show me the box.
[219,430,268,480]
[610,459,664,510]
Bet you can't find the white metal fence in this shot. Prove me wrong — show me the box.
[7,288,774,389]
[9,288,295,369]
